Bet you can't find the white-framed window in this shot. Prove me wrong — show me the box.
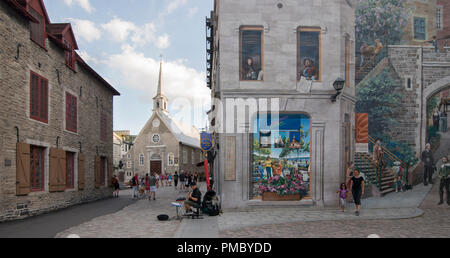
[183,149,188,164]
[127,154,131,159]
[168,153,175,166]
[139,154,145,166]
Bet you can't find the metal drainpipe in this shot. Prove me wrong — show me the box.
[419,47,424,155]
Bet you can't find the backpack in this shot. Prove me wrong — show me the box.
[131,177,136,186]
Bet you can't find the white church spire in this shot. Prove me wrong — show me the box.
[153,59,168,113]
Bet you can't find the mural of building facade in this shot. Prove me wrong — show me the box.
[208,0,356,209]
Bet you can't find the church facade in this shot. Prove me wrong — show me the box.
[126,62,204,178]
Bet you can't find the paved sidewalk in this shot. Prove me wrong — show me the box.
[175,179,435,237]
[56,186,185,238]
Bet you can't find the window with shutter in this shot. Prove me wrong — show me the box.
[30,71,48,123]
[66,152,75,189]
[29,7,45,48]
[30,146,45,192]
[66,92,78,133]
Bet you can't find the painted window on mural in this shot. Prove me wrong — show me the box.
[414,17,426,40]
[251,114,311,200]
[168,153,175,166]
[240,27,263,81]
[298,28,321,81]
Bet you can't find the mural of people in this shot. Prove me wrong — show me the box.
[241,29,263,81]
[373,139,386,171]
[433,108,440,130]
[243,57,263,81]
[252,114,311,200]
[301,58,317,80]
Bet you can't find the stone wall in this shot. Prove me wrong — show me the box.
[0,1,116,222]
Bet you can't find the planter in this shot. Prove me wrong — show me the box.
[262,192,301,201]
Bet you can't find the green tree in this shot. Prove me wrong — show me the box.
[356,0,411,50]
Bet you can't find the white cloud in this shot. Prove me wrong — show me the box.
[68,18,101,42]
[106,46,210,108]
[77,50,98,65]
[101,18,168,49]
[64,0,95,13]
[166,0,188,14]
[155,34,170,49]
[187,7,199,18]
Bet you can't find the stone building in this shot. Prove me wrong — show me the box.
[208,0,356,209]
[0,0,120,222]
[402,0,438,45]
[113,130,136,182]
[126,62,204,179]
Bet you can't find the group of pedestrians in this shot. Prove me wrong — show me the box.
[176,171,200,191]
[421,143,450,206]
[338,164,365,216]
[128,171,202,200]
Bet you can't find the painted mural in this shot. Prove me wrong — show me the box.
[427,89,449,147]
[240,29,263,81]
[299,30,320,81]
[251,114,311,200]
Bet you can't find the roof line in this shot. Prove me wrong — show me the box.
[75,52,121,96]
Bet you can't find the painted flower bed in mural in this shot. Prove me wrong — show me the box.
[252,114,311,200]
[259,174,308,198]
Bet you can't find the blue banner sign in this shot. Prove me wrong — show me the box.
[200,132,214,151]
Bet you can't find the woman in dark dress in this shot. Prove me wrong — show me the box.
[350,170,365,216]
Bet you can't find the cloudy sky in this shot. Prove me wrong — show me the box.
[43,0,213,135]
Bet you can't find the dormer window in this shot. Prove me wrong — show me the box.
[29,7,45,48]
[64,40,75,70]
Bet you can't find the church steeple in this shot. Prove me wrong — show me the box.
[153,60,168,113]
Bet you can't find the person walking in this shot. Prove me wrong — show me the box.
[144,174,150,197]
[174,171,179,190]
[112,175,120,198]
[421,143,436,186]
[438,156,450,206]
[337,183,349,212]
[131,173,140,199]
[350,170,365,216]
[148,173,158,201]
[180,171,186,190]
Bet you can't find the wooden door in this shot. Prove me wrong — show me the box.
[150,161,162,175]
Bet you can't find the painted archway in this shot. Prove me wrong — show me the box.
[421,76,450,152]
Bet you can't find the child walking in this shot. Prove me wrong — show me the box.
[337,183,348,212]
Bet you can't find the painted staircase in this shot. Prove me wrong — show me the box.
[354,152,396,197]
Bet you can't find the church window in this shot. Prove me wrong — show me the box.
[152,134,160,144]
[168,153,175,166]
[183,149,188,164]
[139,154,144,166]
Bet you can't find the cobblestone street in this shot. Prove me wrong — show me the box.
[220,181,450,238]
[55,186,188,238]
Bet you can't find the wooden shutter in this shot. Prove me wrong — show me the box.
[95,156,101,188]
[16,143,31,196]
[40,78,48,122]
[50,149,66,192]
[78,153,85,190]
[108,159,113,187]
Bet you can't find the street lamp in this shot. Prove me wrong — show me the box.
[331,77,346,102]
